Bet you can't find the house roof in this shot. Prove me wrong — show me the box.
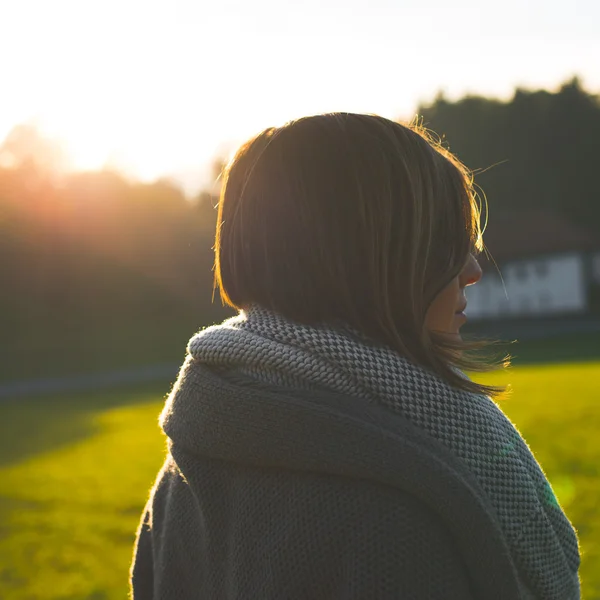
[479,209,599,266]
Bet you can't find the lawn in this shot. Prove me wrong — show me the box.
[0,385,167,600]
[0,361,599,599]
[476,361,600,599]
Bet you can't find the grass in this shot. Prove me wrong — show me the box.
[0,385,168,600]
[474,361,600,599]
[0,361,599,599]
[492,331,600,366]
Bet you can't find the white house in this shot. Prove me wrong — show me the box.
[467,252,587,319]
[464,210,599,321]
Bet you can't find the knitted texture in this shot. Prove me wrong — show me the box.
[188,305,581,600]
[133,452,477,598]
[135,360,525,599]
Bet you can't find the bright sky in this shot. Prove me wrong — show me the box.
[1,0,599,193]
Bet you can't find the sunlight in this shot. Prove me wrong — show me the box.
[45,115,116,172]
[1,0,231,181]
[2,0,599,188]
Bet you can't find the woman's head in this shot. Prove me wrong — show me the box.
[215,113,501,395]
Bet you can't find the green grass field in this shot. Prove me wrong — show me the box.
[1,361,599,599]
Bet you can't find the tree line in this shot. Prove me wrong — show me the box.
[0,159,231,380]
[418,77,600,238]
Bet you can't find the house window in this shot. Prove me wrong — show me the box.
[514,264,529,281]
[535,261,549,278]
[593,254,600,284]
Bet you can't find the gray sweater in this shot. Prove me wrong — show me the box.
[131,307,581,599]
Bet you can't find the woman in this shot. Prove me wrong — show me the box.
[131,114,580,599]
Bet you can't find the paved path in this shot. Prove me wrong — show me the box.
[466,316,600,340]
[0,363,179,399]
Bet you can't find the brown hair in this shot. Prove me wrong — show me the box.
[214,113,504,396]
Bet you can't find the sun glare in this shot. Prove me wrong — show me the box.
[1,0,233,183]
[2,0,599,190]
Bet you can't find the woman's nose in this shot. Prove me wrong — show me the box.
[460,254,482,287]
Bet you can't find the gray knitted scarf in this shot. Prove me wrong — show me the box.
[188,305,581,600]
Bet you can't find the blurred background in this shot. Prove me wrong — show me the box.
[1,0,599,598]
